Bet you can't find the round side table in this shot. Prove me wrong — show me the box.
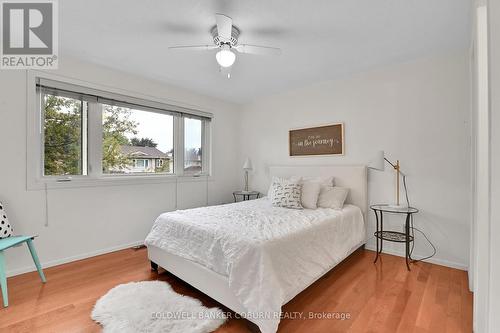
[233,191,260,202]
[370,204,419,270]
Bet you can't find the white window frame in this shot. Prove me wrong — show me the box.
[26,71,213,190]
[182,117,207,175]
[38,89,91,180]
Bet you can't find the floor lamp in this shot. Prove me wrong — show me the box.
[369,150,407,208]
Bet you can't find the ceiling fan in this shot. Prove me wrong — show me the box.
[169,14,281,78]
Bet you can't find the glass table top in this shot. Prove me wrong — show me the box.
[233,191,260,195]
[370,204,418,214]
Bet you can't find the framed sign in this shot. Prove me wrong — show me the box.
[289,123,344,156]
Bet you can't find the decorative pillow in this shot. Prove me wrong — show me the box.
[289,176,334,209]
[267,176,301,200]
[0,202,13,239]
[270,182,303,209]
[298,181,322,209]
[317,186,350,210]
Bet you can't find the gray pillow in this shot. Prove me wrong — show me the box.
[317,186,350,210]
[270,182,303,209]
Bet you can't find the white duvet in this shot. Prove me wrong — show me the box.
[145,198,365,333]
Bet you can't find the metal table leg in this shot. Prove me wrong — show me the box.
[405,213,411,271]
[379,212,384,255]
[374,209,380,263]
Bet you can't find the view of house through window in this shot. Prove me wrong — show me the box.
[184,118,203,173]
[43,93,87,176]
[39,80,210,181]
[102,104,174,174]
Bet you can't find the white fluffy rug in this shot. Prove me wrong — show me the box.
[91,281,227,333]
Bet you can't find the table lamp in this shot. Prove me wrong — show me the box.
[243,158,253,192]
[369,150,407,208]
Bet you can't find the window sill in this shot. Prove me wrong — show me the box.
[27,174,213,190]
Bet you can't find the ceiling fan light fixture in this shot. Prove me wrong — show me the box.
[216,46,236,68]
[169,14,281,75]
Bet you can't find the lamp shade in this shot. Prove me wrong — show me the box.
[369,150,385,171]
[243,158,253,170]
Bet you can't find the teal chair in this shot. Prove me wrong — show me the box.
[0,236,46,307]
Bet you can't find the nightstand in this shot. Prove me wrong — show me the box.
[370,204,419,270]
[233,191,260,202]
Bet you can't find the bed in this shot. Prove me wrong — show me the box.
[145,165,367,333]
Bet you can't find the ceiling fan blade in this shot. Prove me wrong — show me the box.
[234,44,281,56]
[215,13,233,42]
[169,45,218,51]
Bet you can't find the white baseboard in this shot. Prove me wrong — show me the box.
[6,240,145,278]
[7,241,468,277]
[364,244,468,271]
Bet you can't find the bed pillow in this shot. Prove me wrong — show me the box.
[267,176,301,200]
[290,175,334,186]
[300,181,322,209]
[289,176,334,209]
[297,180,322,209]
[0,202,13,239]
[270,182,303,209]
[317,186,350,210]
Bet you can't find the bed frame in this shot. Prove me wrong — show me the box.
[148,165,368,326]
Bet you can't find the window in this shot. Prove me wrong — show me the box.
[42,92,88,176]
[134,159,146,168]
[184,118,203,174]
[33,77,212,187]
[102,104,174,175]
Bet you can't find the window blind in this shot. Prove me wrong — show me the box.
[36,77,213,121]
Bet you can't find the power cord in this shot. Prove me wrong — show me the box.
[402,174,436,262]
[403,175,410,208]
[409,218,437,262]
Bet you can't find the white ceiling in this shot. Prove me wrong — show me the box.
[60,0,471,104]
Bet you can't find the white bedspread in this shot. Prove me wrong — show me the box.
[145,198,365,333]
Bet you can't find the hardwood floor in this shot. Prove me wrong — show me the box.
[0,247,472,333]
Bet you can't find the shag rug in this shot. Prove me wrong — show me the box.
[91,281,227,333]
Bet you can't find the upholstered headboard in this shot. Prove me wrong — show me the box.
[268,165,368,217]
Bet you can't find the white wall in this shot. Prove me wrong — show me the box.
[0,52,473,277]
[238,53,471,269]
[471,3,490,332]
[0,57,241,276]
[487,0,500,330]
[472,1,500,331]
